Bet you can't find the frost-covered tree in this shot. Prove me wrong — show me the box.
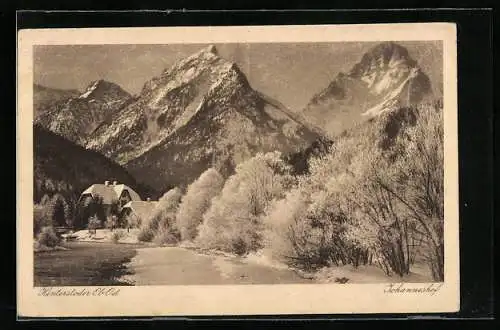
[196,152,293,255]
[261,104,444,280]
[176,168,224,241]
[345,151,416,277]
[264,174,371,271]
[87,215,101,234]
[261,188,309,262]
[105,214,119,231]
[152,187,183,222]
[367,105,444,280]
[139,187,183,243]
[44,193,72,227]
[325,104,443,280]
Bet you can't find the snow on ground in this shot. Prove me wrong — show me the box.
[314,263,433,284]
[118,245,312,285]
[59,230,435,284]
[65,228,141,244]
[244,250,292,271]
[120,245,434,285]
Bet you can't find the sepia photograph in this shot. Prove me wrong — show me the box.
[17,23,459,316]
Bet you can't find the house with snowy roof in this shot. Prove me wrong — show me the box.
[120,198,158,228]
[79,180,142,218]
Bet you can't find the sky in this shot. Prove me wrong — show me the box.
[34,41,442,111]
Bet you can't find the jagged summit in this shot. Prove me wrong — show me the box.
[212,61,251,90]
[349,42,418,83]
[204,44,218,55]
[35,79,133,145]
[78,79,131,102]
[160,45,222,78]
[85,45,319,190]
[79,79,105,98]
[303,42,432,135]
[139,45,251,111]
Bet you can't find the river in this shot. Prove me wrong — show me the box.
[34,242,313,286]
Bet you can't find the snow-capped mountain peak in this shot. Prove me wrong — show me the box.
[79,80,102,99]
[77,79,131,103]
[85,45,318,190]
[303,42,432,135]
[349,42,421,97]
[35,79,132,145]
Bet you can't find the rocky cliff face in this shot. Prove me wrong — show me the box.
[33,84,80,117]
[35,80,132,145]
[303,42,432,136]
[85,45,319,191]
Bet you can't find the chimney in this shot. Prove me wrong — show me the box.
[113,181,118,186]
[104,180,110,186]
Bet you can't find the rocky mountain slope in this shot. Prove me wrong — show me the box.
[86,45,319,190]
[35,80,133,145]
[34,42,434,193]
[33,84,80,117]
[34,124,157,203]
[302,42,433,136]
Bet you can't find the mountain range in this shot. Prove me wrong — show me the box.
[35,80,133,145]
[34,42,436,194]
[302,42,433,136]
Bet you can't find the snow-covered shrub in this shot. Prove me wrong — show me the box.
[139,187,183,244]
[105,215,119,231]
[196,152,293,255]
[176,168,224,241]
[37,226,60,247]
[87,215,101,234]
[285,104,444,280]
[137,226,155,242]
[378,104,444,280]
[261,188,309,263]
[111,230,125,244]
[153,223,180,245]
